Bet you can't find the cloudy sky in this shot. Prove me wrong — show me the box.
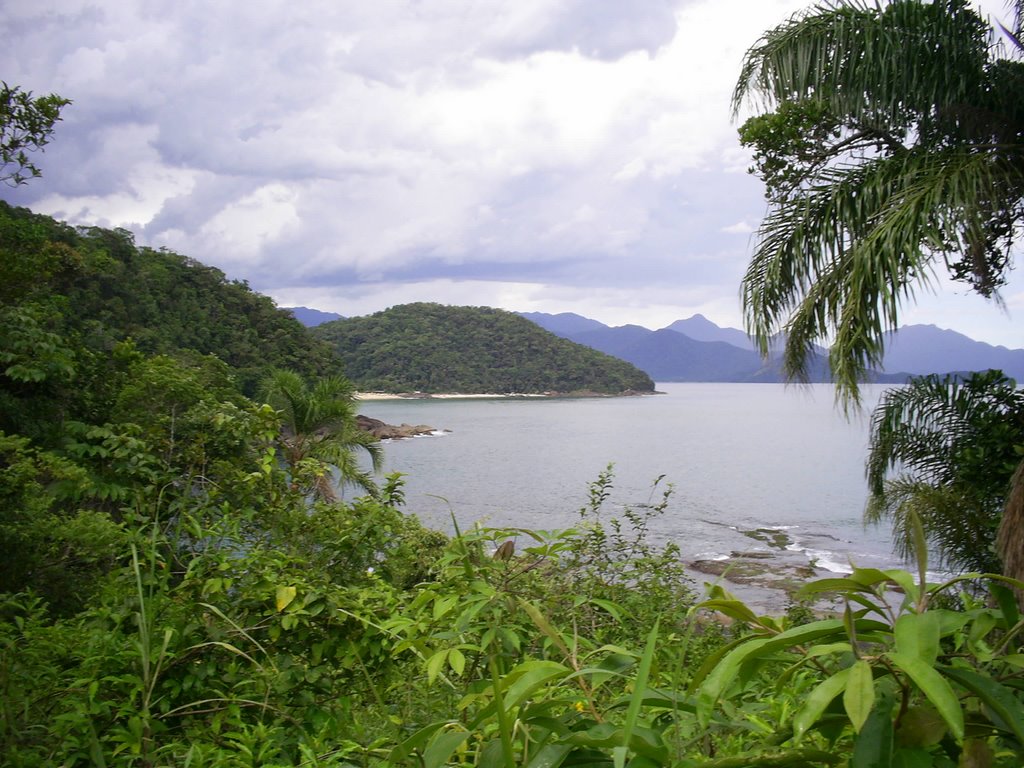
[3,0,1023,348]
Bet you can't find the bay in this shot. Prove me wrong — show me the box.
[357,382,907,585]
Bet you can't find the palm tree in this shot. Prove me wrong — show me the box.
[733,0,1024,407]
[260,369,382,501]
[735,0,1024,580]
[866,370,1024,573]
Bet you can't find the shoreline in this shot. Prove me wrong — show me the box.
[354,390,662,401]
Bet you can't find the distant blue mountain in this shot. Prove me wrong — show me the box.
[881,324,1024,381]
[518,311,608,336]
[520,311,1024,383]
[286,306,344,327]
[661,314,755,351]
[570,326,764,381]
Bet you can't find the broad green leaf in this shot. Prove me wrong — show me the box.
[941,665,1024,743]
[423,729,470,768]
[502,660,571,710]
[519,599,571,657]
[588,597,624,621]
[433,595,457,620]
[891,747,933,768]
[526,743,572,768]
[568,724,666,761]
[803,641,858,659]
[426,649,448,684]
[1002,653,1024,669]
[387,721,447,764]
[698,598,762,625]
[990,582,1021,627]
[275,585,296,612]
[886,652,963,741]
[697,618,848,724]
[586,652,635,690]
[692,749,842,767]
[448,648,466,676]
[932,608,970,639]
[880,569,918,596]
[894,612,940,665]
[608,687,698,714]
[848,567,897,587]
[688,634,756,692]
[620,620,659,764]
[793,667,850,740]
[844,660,875,733]
[798,578,877,597]
[851,699,893,768]
[477,738,505,768]
[696,635,772,725]
[896,706,945,748]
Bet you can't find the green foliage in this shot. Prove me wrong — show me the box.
[734,0,1024,405]
[313,302,655,394]
[866,371,1024,574]
[0,202,345,395]
[696,563,1024,768]
[0,82,70,186]
[260,369,383,499]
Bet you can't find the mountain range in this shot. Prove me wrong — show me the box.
[288,305,1024,383]
[519,311,1024,383]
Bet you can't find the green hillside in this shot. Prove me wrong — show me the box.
[313,302,656,394]
[0,202,343,393]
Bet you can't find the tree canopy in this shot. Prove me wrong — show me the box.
[734,0,1024,404]
[260,369,383,500]
[313,302,656,394]
[866,370,1024,573]
[0,202,345,394]
[0,82,70,186]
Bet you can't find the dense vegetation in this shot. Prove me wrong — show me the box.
[735,0,1024,403]
[3,0,1024,764]
[0,201,344,395]
[313,303,655,394]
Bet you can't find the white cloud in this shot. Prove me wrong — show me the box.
[721,220,754,234]
[2,0,1022,350]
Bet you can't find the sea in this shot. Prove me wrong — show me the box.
[357,382,911,601]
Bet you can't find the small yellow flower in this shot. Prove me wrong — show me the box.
[574,701,585,713]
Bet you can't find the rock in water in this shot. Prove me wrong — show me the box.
[356,415,445,439]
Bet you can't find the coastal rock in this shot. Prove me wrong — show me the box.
[690,554,819,591]
[356,415,446,440]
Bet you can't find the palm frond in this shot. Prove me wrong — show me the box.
[866,476,1000,572]
[259,368,381,499]
[734,0,991,123]
[743,144,1023,402]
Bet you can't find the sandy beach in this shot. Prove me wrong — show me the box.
[355,392,552,401]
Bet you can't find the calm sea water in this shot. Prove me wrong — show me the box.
[357,383,905,577]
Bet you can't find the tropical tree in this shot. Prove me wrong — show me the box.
[0,82,70,186]
[260,369,382,500]
[733,0,1024,406]
[866,370,1024,573]
[734,0,1024,580]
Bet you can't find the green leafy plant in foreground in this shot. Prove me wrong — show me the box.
[344,471,717,768]
[694,546,1024,767]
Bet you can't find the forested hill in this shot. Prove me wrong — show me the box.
[313,303,656,394]
[0,202,343,392]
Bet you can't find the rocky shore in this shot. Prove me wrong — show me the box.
[355,414,449,440]
[686,526,839,614]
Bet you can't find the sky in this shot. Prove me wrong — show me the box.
[3,0,1023,349]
